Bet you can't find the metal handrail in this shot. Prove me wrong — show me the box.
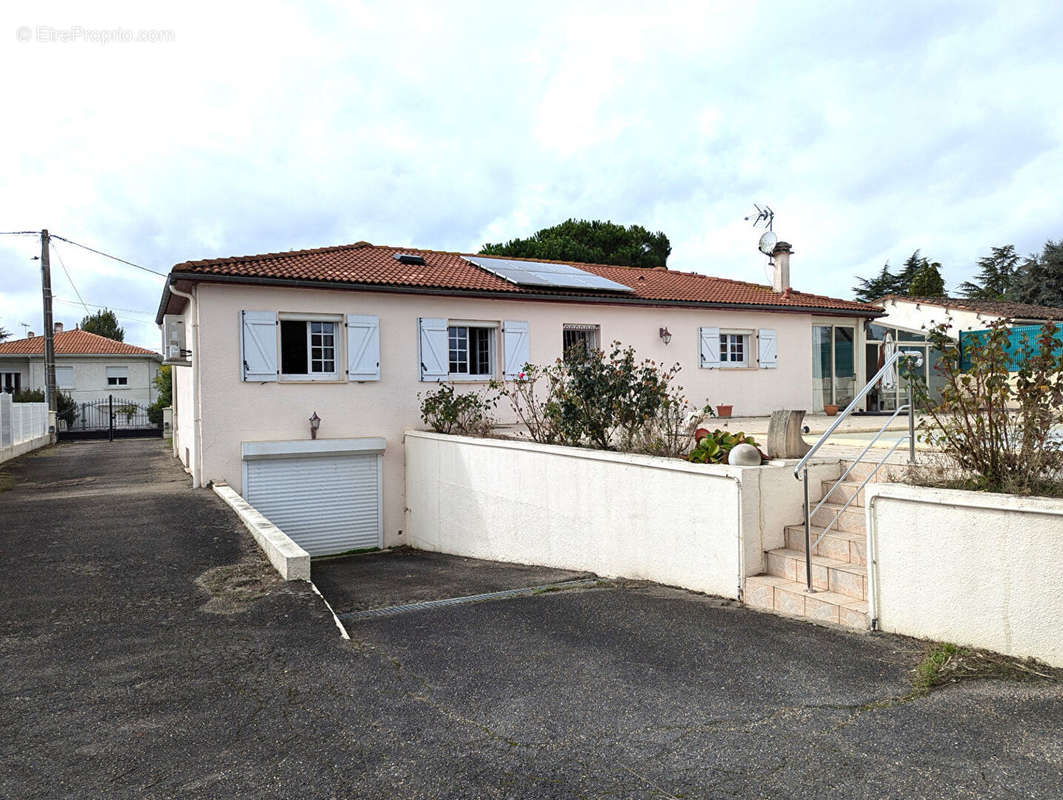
[793,349,922,592]
[794,350,917,478]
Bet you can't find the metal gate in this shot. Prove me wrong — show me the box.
[59,395,162,441]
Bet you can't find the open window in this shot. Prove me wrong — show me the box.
[279,318,340,380]
[106,366,129,386]
[447,323,496,379]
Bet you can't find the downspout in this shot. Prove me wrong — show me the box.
[166,281,203,489]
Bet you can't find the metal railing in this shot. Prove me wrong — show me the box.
[792,350,922,591]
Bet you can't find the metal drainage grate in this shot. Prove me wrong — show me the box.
[338,577,604,621]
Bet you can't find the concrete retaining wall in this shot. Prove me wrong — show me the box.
[212,483,310,581]
[404,431,837,600]
[867,483,1063,667]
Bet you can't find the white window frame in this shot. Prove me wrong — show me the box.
[54,365,75,389]
[718,330,751,368]
[447,321,498,381]
[106,366,129,386]
[278,313,343,382]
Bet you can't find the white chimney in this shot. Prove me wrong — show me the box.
[771,241,792,293]
[54,322,63,334]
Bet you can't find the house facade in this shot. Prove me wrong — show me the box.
[866,296,1063,411]
[156,241,880,556]
[0,325,162,407]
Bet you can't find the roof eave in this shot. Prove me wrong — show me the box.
[163,271,882,318]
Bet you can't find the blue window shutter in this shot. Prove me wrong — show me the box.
[241,311,278,382]
[346,314,380,381]
[418,318,448,381]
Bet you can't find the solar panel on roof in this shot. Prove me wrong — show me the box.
[462,256,634,293]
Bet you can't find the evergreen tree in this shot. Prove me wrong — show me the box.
[80,309,125,341]
[909,262,946,297]
[895,250,926,292]
[0,325,10,342]
[957,245,1020,300]
[853,262,900,302]
[480,219,671,269]
[1010,240,1063,307]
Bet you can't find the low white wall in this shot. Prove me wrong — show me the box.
[405,431,831,600]
[0,395,51,464]
[867,483,1063,668]
[212,483,311,581]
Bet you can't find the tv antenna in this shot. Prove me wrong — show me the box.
[745,203,774,231]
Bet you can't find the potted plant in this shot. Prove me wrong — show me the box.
[715,404,733,418]
[823,404,839,416]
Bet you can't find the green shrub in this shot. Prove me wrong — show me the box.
[419,384,498,435]
[686,430,764,464]
[914,320,1063,494]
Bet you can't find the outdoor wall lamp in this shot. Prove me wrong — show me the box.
[309,411,321,440]
[659,327,672,345]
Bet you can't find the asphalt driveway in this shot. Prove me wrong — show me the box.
[2,440,1061,799]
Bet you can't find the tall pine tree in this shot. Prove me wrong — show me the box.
[957,245,1020,300]
[853,262,899,302]
[1010,240,1063,307]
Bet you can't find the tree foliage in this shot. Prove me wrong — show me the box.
[147,365,172,425]
[853,250,943,301]
[13,387,77,427]
[957,245,1021,300]
[0,326,10,342]
[80,309,125,341]
[1010,240,1063,308]
[908,261,946,297]
[480,219,671,269]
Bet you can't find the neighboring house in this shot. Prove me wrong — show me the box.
[0,324,162,408]
[155,240,881,556]
[865,296,1063,412]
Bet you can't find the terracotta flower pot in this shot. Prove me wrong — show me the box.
[823,404,839,416]
[716,404,733,418]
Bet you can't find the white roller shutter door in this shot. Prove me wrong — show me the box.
[245,453,381,556]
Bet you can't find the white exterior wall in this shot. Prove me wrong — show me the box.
[876,298,1003,336]
[181,281,866,546]
[25,356,160,405]
[405,431,838,597]
[868,483,1063,667]
[173,356,195,469]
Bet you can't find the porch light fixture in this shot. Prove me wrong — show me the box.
[659,327,672,345]
[309,412,321,440]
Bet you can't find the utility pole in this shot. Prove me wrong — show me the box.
[40,229,57,413]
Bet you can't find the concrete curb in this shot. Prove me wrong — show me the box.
[212,483,311,582]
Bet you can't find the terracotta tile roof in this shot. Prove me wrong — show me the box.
[0,329,160,357]
[166,242,880,315]
[877,295,1063,321]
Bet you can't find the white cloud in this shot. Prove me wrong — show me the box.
[1,0,1062,349]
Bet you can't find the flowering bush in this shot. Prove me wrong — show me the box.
[419,384,498,436]
[494,341,712,454]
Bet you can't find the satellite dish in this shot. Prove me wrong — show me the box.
[758,231,778,255]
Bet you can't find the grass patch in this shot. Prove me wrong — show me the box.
[912,642,1057,695]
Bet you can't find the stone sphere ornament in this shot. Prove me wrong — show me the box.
[728,443,762,466]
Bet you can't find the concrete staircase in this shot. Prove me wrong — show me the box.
[745,460,877,629]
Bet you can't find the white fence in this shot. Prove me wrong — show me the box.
[0,394,51,464]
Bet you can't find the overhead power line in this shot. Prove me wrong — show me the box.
[49,240,91,316]
[48,234,169,278]
[53,297,156,318]
[0,230,39,235]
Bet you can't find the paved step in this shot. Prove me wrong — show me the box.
[809,501,865,534]
[838,459,906,483]
[744,574,869,629]
[820,480,867,507]
[784,525,866,566]
[765,547,866,600]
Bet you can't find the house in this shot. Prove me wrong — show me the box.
[865,296,1063,412]
[155,240,881,557]
[0,324,163,408]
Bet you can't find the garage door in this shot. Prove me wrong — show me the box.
[242,440,383,557]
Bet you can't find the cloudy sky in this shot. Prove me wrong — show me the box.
[2,0,1061,350]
